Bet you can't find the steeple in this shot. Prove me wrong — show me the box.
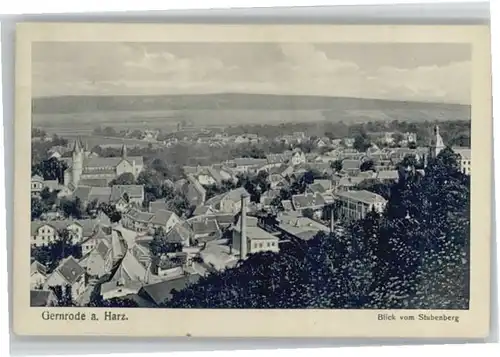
[73,137,83,153]
[429,125,445,158]
[121,143,127,159]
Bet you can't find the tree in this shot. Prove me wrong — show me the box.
[353,132,371,152]
[360,159,375,172]
[32,157,68,183]
[391,132,405,146]
[50,285,74,307]
[330,160,343,173]
[302,208,315,219]
[98,202,122,223]
[60,197,84,219]
[86,199,99,217]
[149,227,182,256]
[166,193,193,218]
[163,147,470,310]
[109,172,136,186]
[31,197,44,220]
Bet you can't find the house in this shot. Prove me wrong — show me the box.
[200,244,238,272]
[291,193,327,218]
[180,175,207,207]
[229,158,267,173]
[31,175,63,196]
[188,216,222,244]
[31,219,99,247]
[137,274,201,306]
[31,261,48,290]
[122,208,181,234]
[336,176,368,191]
[100,251,154,300]
[80,225,113,256]
[290,149,306,166]
[232,215,280,257]
[80,239,115,278]
[192,205,216,216]
[205,187,251,214]
[43,256,86,301]
[341,159,362,176]
[165,222,193,247]
[276,214,330,242]
[453,147,471,175]
[30,289,57,307]
[259,189,280,208]
[268,173,287,190]
[121,209,155,233]
[344,138,355,148]
[149,210,181,233]
[155,254,188,279]
[30,175,45,196]
[149,200,169,213]
[110,185,145,211]
[375,170,400,183]
[314,137,330,148]
[335,190,387,221]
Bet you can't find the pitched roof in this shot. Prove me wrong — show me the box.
[31,174,44,182]
[291,193,326,210]
[336,190,387,205]
[31,261,47,276]
[190,217,220,236]
[78,178,110,187]
[192,205,214,216]
[31,219,98,237]
[375,170,399,181]
[223,187,250,203]
[150,209,176,226]
[55,256,85,284]
[125,208,155,223]
[342,159,362,170]
[139,274,201,305]
[149,200,168,213]
[166,222,193,244]
[30,290,54,307]
[233,158,267,167]
[111,185,144,201]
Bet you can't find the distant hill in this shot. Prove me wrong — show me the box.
[32,93,470,114]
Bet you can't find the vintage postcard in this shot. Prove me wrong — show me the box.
[13,23,492,338]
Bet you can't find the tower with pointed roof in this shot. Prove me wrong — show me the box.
[71,137,84,187]
[121,143,127,159]
[429,125,445,159]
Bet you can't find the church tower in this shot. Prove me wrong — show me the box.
[429,125,445,159]
[121,143,128,159]
[71,137,84,187]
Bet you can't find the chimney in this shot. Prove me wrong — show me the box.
[240,193,249,259]
[330,206,335,234]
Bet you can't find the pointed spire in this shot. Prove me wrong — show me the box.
[434,125,445,148]
[121,143,127,158]
[73,137,83,153]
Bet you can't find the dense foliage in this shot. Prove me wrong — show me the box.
[165,148,470,309]
[31,229,83,272]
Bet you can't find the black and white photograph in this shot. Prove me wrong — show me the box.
[14,23,492,338]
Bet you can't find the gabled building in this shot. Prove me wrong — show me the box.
[31,260,48,290]
[30,289,57,307]
[31,219,99,247]
[335,190,387,221]
[44,256,86,301]
[63,140,144,188]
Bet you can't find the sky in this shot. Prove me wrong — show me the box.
[32,42,471,104]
